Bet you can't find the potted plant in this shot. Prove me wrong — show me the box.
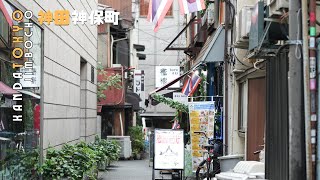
[128,126,145,160]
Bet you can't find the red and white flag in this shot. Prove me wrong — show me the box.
[181,72,202,96]
[178,0,206,14]
[147,0,174,32]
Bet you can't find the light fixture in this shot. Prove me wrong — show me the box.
[202,70,208,76]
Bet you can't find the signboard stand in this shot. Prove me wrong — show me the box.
[152,129,184,180]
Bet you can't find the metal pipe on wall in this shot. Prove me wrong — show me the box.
[309,0,317,179]
[316,37,320,180]
[301,0,312,178]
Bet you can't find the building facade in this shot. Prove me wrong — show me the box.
[0,0,99,151]
[136,0,186,128]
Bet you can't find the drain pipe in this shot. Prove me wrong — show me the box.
[316,38,320,180]
[309,0,317,179]
[301,0,311,179]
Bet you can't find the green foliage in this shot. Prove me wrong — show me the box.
[151,94,189,113]
[40,137,121,179]
[23,99,34,130]
[93,136,121,162]
[97,62,122,100]
[4,149,41,179]
[136,114,142,126]
[128,126,144,156]
[196,72,207,101]
[42,143,98,179]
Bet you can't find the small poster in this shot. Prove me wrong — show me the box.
[188,102,216,172]
[154,129,184,170]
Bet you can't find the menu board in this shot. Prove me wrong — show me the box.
[188,102,216,172]
[154,129,184,170]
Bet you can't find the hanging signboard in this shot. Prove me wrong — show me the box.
[154,129,184,170]
[155,66,180,88]
[188,101,216,172]
[134,70,145,108]
[173,92,188,105]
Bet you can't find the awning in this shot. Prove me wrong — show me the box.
[98,103,133,113]
[140,112,175,117]
[18,90,41,99]
[192,25,225,67]
[133,44,145,51]
[125,90,141,111]
[151,90,180,106]
[164,16,197,51]
[0,81,17,95]
[137,53,146,60]
[0,0,13,26]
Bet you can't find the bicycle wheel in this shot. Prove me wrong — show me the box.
[196,159,213,180]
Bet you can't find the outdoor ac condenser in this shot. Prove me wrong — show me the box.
[107,136,132,159]
[267,0,289,17]
[207,3,215,26]
[234,6,253,48]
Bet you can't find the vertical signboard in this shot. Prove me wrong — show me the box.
[0,1,43,177]
[154,129,184,170]
[155,66,180,88]
[188,102,216,172]
[134,70,145,108]
[134,70,142,95]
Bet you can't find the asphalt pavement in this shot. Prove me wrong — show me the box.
[99,159,152,180]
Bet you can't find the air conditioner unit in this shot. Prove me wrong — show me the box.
[267,0,289,17]
[107,136,132,159]
[112,64,122,68]
[234,6,253,49]
[207,3,215,26]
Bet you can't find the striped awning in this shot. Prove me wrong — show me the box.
[0,81,17,95]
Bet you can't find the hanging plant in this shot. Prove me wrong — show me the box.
[198,72,207,101]
[151,94,189,113]
[97,62,122,101]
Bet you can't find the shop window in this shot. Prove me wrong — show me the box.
[238,82,246,132]
[0,0,44,175]
[0,11,10,46]
[140,0,173,17]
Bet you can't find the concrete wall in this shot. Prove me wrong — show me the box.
[136,0,186,115]
[16,0,98,148]
[226,0,259,155]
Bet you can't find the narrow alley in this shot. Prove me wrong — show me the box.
[99,160,152,180]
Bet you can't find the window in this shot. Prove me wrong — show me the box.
[238,82,246,132]
[0,10,10,46]
[140,0,173,17]
[91,65,94,83]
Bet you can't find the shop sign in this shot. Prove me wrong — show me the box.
[154,129,184,170]
[155,66,180,88]
[173,92,188,104]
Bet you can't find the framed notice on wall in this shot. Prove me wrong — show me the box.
[154,129,184,170]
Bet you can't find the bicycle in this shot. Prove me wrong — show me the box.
[194,131,223,180]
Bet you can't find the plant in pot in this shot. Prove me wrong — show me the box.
[106,140,121,164]
[91,136,109,170]
[128,126,144,160]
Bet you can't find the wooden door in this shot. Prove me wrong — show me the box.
[247,78,266,161]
